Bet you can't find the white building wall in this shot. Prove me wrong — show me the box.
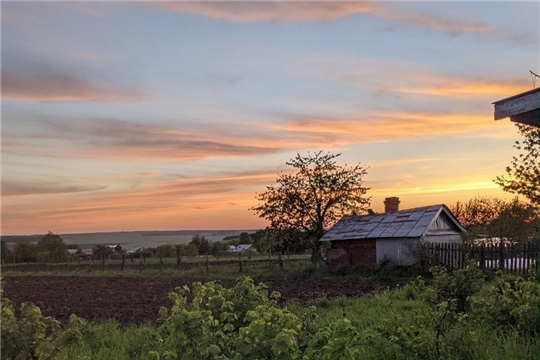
[376,238,419,266]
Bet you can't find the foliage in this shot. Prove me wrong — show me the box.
[451,197,537,243]
[36,232,68,262]
[252,151,370,259]
[12,242,38,263]
[1,298,61,359]
[259,227,309,254]
[1,240,12,263]
[156,276,309,359]
[92,245,115,259]
[190,235,211,255]
[210,241,227,258]
[471,269,540,335]
[1,269,539,360]
[238,232,252,245]
[174,243,199,257]
[155,244,176,258]
[495,124,540,207]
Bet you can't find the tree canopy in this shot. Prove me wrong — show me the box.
[251,151,371,259]
[190,235,211,255]
[495,124,540,207]
[36,232,68,262]
[450,197,537,243]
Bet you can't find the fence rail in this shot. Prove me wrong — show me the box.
[423,241,540,275]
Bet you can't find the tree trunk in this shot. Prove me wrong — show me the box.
[311,228,324,265]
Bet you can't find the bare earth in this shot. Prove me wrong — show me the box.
[3,276,378,327]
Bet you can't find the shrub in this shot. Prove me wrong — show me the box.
[471,269,540,335]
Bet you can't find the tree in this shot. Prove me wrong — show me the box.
[238,232,252,244]
[155,244,176,258]
[92,245,114,259]
[36,232,68,262]
[495,124,540,207]
[1,240,11,263]
[450,197,537,243]
[251,151,371,261]
[259,227,309,254]
[177,243,199,257]
[12,243,37,263]
[190,235,211,255]
[211,242,227,258]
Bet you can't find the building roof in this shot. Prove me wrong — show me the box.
[319,204,465,242]
[493,87,540,127]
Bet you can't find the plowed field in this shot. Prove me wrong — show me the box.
[3,276,377,327]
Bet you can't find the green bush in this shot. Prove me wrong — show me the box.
[471,269,540,335]
[1,270,539,360]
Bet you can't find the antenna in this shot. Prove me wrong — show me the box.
[530,70,540,88]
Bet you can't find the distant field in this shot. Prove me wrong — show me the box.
[2,230,258,251]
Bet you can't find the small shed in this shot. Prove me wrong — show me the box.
[493,87,540,127]
[320,203,466,268]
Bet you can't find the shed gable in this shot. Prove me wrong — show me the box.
[426,210,462,235]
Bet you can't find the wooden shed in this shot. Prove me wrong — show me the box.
[320,204,466,268]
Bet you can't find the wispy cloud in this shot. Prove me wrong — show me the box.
[2,57,148,102]
[2,115,282,161]
[296,56,526,100]
[1,169,277,233]
[2,181,105,197]
[267,111,517,146]
[151,1,500,35]
[3,107,516,164]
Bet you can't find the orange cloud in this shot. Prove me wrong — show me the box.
[297,57,526,99]
[151,2,499,35]
[3,108,518,165]
[395,79,525,97]
[267,111,517,146]
[1,170,279,234]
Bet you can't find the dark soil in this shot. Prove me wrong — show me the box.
[2,276,377,327]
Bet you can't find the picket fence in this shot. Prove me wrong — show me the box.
[423,241,540,274]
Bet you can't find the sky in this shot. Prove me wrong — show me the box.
[1,1,539,235]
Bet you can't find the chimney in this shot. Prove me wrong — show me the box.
[384,197,400,213]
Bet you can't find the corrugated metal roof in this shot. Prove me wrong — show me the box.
[319,204,465,242]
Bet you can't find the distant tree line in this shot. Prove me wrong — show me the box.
[1,230,311,264]
[1,232,70,264]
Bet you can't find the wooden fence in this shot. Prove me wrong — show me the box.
[423,241,540,275]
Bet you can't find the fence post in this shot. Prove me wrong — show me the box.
[160,254,163,275]
[480,244,485,270]
[121,254,125,272]
[499,242,505,270]
[176,246,181,270]
[101,254,105,271]
[278,251,283,270]
[238,252,242,273]
[536,242,540,273]
[205,254,209,273]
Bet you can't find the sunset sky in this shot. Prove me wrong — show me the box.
[2,1,539,235]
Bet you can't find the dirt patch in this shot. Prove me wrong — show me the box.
[2,276,376,327]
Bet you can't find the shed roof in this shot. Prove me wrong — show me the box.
[319,204,465,242]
